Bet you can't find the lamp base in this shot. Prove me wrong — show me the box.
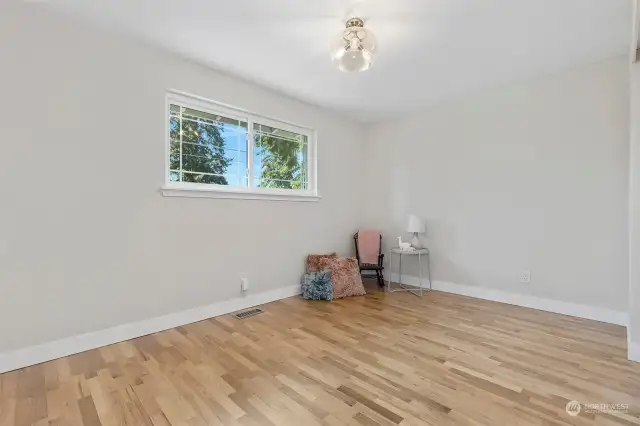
[411,233,423,249]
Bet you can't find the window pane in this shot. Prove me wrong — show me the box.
[168,103,248,187]
[253,123,305,143]
[253,124,308,190]
[169,141,180,170]
[182,171,228,185]
[181,153,227,174]
[222,133,248,187]
[182,108,247,130]
[169,104,181,117]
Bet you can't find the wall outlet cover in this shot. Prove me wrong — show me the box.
[241,277,250,291]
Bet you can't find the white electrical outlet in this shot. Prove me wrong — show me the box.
[520,270,531,284]
[240,275,250,292]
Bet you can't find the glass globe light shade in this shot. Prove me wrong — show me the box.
[331,18,377,72]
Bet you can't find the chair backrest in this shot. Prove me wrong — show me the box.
[353,231,383,263]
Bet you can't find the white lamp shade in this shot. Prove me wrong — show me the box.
[407,214,425,233]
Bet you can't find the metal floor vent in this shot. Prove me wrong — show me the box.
[232,307,264,319]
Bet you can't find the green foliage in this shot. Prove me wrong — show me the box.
[255,135,305,190]
[169,115,230,185]
[169,108,307,190]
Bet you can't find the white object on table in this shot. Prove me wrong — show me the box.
[387,247,431,296]
[407,214,426,249]
[397,236,412,251]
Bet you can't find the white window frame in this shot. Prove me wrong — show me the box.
[161,90,319,202]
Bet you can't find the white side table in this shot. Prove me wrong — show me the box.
[387,248,431,296]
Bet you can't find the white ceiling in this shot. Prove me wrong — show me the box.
[42,0,631,122]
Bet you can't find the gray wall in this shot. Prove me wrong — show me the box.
[0,3,365,352]
[362,57,630,312]
[0,2,633,357]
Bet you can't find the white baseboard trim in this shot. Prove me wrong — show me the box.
[388,273,628,327]
[629,341,640,363]
[0,284,301,374]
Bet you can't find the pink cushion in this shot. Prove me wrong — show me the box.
[307,253,337,273]
[319,257,366,299]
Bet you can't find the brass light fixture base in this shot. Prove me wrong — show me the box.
[345,18,365,29]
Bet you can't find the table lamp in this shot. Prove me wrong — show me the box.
[407,214,426,249]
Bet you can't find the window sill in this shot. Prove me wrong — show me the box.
[161,184,321,202]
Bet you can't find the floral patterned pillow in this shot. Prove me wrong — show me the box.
[318,257,366,299]
[307,253,337,273]
[301,270,334,301]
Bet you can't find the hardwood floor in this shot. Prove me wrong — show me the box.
[1,284,639,426]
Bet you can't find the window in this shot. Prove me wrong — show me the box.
[163,91,318,201]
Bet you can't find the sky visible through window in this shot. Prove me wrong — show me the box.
[220,126,306,188]
[219,126,267,187]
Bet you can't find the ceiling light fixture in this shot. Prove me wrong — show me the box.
[331,18,377,73]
